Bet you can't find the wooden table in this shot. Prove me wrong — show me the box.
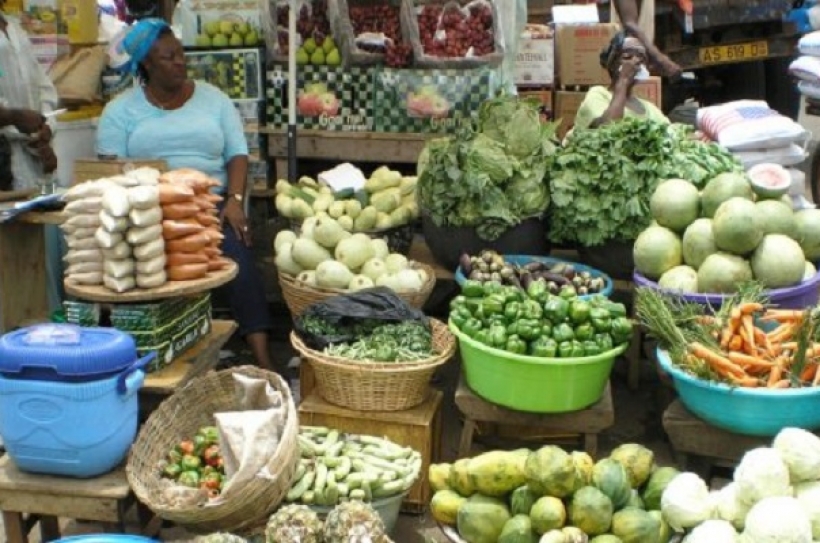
[0,456,147,543]
[264,129,431,180]
[454,375,614,457]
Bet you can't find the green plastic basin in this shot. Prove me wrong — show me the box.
[450,321,627,413]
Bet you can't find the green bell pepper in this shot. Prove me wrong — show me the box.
[461,280,485,298]
[559,284,577,300]
[603,300,628,318]
[480,294,506,318]
[529,337,558,358]
[488,323,508,348]
[570,340,586,358]
[574,323,594,342]
[590,307,612,333]
[181,454,201,471]
[552,322,575,343]
[521,299,544,320]
[569,300,591,324]
[163,463,182,479]
[595,333,614,352]
[611,317,634,344]
[501,285,524,304]
[474,329,491,346]
[482,281,504,296]
[583,340,602,357]
[526,278,550,304]
[504,301,522,321]
[450,295,467,312]
[461,318,483,338]
[167,449,182,464]
[515,318,542,341]
[544,297,570,323]
[178,470,201,488]
[505,334,527,355]
[449,307,470,330]
[540,321,553,339]
[558,341,574,358]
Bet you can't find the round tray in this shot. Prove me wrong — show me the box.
[64,261,238,303]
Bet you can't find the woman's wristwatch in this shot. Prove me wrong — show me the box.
[227,192,244,203]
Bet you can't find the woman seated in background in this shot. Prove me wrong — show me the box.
[572,32,669,133]
[96,18,275,371]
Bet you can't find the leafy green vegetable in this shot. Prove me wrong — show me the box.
[324,321,434,362]
[417,94,559,241]
[548,118,742,247]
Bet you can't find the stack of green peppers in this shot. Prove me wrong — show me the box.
[450,279,633,358]
[161,425,226,498]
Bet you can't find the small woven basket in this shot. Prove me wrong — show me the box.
[279,262,436,318]
[126,366,300,534]
[290,318,455,411]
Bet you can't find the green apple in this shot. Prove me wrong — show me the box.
[310,48,325,65]
[219,20,235,36]
[244,31,259,46]
[305,82,328,95]
[195,34,212,47]
[204,20,220,37]
[325,48,340,66]
[235,21,250,36]
[322,36,335,54]
[303,37,317,54]
[212,33,229,47]
[229,33,243,46]
[296,47,309,65]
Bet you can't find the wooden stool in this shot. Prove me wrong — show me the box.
[0,456,138,543]
[455,375,614,458]
[663,400,783,480]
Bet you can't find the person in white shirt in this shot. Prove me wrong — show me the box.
[611,0,682,79]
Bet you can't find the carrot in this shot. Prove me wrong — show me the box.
[728,334,743,353]
[696,315,717,325]
[769,379,791,389]
[760,310,805,322]
[800,363,817,383]
[738,302,764,315]
[727,352,775,368]
[689,342,747,379]
[720,321,738,349]
[741,314,756,351]
[768,361,783,387]
[732,376,760,387]
[781,342,799,351]
[768,323,796,344]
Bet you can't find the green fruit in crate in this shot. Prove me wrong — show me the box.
[235,21,250,36]
[296,47,309,65]
[609,443,655,489]
[219,20,235,35]
[310,48,326,65]
[204,20,220,37]
[326,48,341,66]
[457,495,511,543]
[303,37,318,54]
[195,34,211,47]
[212,34,229,47]
[322,36,336,53]
[229,33,243,47]
[244,31,259,46]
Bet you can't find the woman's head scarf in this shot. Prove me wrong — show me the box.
[115,18,170,74]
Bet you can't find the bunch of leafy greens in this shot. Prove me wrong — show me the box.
[416,94,559,241]
[548,118,743,247]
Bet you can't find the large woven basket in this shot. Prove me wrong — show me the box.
[126,366,300,534]
[291,318,455,411]
[279,262,436,318]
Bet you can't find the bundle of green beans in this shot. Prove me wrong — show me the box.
[285,426,422,506]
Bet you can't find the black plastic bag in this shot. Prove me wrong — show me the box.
[294,287,428,351]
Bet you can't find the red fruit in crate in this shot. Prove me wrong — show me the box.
[297,92,324,117]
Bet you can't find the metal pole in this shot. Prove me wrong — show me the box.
[287,0,298,182]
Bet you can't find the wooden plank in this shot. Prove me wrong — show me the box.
[0,189,38,203]
[408,236,453,280]
[142,319,237,394]
[0,221,49,332]
[18,211,66,225]
[0,494,123,523]
[0,457,130,500]
[455,375,615,432]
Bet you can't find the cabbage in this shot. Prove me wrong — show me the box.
[507,158,549,217]
[661,472,714,532]
[712,483,751,531]
[735,448,793,507]
[795,482,820,539]
[464,134,514,184]
[684,519,738,543]
[742,496,812,543]
[772,428,820,484]
[503,106,543,158]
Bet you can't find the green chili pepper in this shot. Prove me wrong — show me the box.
[488,324,508,348]
[590,307,612,333]
[559,285,577,300]
[611,317,634,344]
[461,317,483,338]
[462,281,485,298]
[596,333,614,352]
[529,336,558,358]
[570,340,586,358]
[516,318,542,341]
[526,278,550,304]
[482,281,504,296]
[574,323,595,342]
[558,341,574,358]
[505,334,527,355]
[569,300,591,324]
[163,463,182,479]
[178,470,201,488]
[521,299,543,320]
[504,301,522,321]
[583,340,602,357]
[552,322,575,343]
[544,297,570,323]
[480,294,506,317]
[181,454,201,471]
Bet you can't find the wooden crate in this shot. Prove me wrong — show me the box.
[298,390,443,514]
[72,158,168,185]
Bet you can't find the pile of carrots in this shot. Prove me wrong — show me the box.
[688,302,818,389]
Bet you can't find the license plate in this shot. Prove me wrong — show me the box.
[698,41,769,65]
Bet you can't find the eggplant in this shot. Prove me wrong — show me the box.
[519,271,533,290]
[508,274,523,289]
[542,272,571,285]
[524,261,546,273]
[459,253,472,276]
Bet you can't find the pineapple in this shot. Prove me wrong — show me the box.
[266,504,324,543]
[192,534,247,543]
[322,500,387,543]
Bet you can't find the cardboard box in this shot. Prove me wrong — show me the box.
[633,76,663,109]
[554,23,619,87]
[266,65,372,132]
[515,25,555,87]
[518,88,554,121]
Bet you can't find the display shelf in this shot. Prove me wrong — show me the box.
[64,261,238,303]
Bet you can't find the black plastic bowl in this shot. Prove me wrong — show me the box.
[421,213,550,270]
[578,240,635,282]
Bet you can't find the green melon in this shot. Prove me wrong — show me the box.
[795,209,820,261]
[682,218,717,269]
[700,172,753,218]
[633,226,682,280]
[650,178,700,232]
[712,197,763,255]
[755,199,796,238]
[697,252,753,294]
[751,234,806,289]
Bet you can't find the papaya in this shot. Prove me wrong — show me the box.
[610,443,655,488]
[611,507,661,543]
[498,515,537,543]
[430,489,466,525]
[525,446,578,498]
[429,463,453,493]
[530,496,566,535]
[590,536,623,543]
[468,450,527,497]
[456,495,511,543]
[571,451,595,492]
[592,458,632,510]
[449,458,475,497]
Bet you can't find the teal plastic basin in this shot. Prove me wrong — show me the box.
[451,321,627,413]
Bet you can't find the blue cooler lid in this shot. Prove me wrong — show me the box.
[0,324,137,381]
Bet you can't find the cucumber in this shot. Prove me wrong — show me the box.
[301,426,331,436]
[322,456,343,469]
[314,462,328,494]
[334,456,352,480]
[372,479,405,499]
[349,488,366,500]
[324,440,344,458]
[302,490,316,504]
[337,482,350,497]
[285,467,315,501]
[298,435,319,458]
[314,430,340,454]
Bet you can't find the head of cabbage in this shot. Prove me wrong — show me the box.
[477,94,547,159]
[661,472,714,532]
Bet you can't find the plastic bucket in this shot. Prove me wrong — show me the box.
[633,270,820,310]
[309,491,408,534]
[451,321,627,413]
[657,348,820,436]
[454,254,614,301]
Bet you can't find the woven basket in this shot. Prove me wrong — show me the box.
[291,318,455,411]
[279,262,436,317]
[126,366,300,534]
